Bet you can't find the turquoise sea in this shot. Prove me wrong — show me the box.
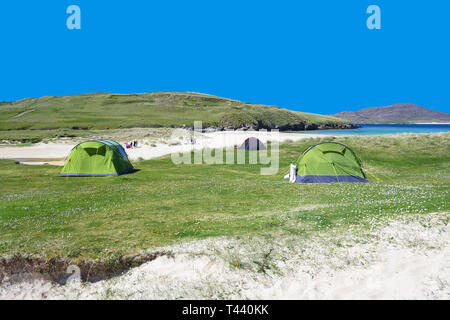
[312,124,450,136]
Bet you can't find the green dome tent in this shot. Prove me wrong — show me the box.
[60,140,134,177]
[289,142,368,183]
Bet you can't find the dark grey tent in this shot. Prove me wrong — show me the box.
[239,137,266,150]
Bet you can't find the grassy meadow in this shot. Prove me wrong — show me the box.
[0,133,449,263]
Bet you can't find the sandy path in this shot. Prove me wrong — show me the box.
[0,143,72,165]
[1,212,448,300]
[0,130,328,165]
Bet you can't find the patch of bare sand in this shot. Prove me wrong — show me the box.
[1,212,448,300]
[0,130,329,165]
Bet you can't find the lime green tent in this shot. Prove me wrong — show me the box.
[291,142,368,183]
[60,140,134,177]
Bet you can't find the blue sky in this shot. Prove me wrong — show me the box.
[0,1,449,114]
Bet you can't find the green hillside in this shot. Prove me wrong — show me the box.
[0,92,352,132]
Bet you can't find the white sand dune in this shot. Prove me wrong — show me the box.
[1,212,448,300]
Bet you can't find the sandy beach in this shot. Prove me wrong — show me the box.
[0,130,329,165]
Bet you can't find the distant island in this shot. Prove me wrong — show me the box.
[331,103,450,124]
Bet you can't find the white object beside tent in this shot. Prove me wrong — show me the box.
[289,164,297,183]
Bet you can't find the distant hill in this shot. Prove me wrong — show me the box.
[0,92,353,131]
[331,104,450,124]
